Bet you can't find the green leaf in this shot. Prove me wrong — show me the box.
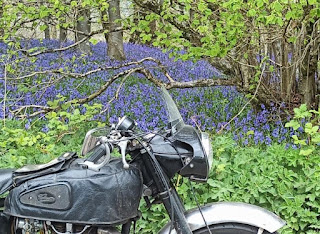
[269,65,274,72]
[305,123,318,135]
[247,9,257,17]
[89,38,98,45]
[299,148,314,156]
[257,0,264,8]
[39,10,49,19]
[47,100,59,108]
[285,120,300,130]
[308,0,317,5]
[311,134,320,143]
[273,1,282,11]
[294,104,311,119]
[39,25,47,31]
[246,130,254,135]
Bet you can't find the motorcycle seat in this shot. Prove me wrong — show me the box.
[0,153,77,196]
[0,169,14,195]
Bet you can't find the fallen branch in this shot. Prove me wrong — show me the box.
[1,57,169,81]
[11,64,237,118]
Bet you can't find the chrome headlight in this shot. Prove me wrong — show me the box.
[201,132,213,171]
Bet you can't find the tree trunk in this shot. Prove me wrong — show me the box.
[60,26,67,43]
[76,8,91,53]
[59,16,67,43]
[44,22,50,39]
[106,0,126,60]
[301,50,317,108]
[280,39,295,102]
[301,23,317,108]
[39,0,50,40]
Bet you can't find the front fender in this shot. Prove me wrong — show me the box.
[159,202,286,233]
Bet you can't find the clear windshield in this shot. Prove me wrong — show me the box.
[81,127,110,156]
[161,86,185,131]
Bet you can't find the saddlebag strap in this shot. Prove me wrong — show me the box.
[13,152,77,187]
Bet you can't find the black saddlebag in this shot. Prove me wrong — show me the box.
[4,159,143,225]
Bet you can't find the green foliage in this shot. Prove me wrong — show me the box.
[135,135,320,233]
[285,104,320,156]
[127,0,320,61]
[0,100,103,168]
[0,0,110,45]
[1,105,319,233]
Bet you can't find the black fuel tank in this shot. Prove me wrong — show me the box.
[4,159,143,225]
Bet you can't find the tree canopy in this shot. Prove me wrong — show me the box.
[0,0,319,113]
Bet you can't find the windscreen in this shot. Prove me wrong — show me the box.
[161,86,185,131]
[81,127,110,156]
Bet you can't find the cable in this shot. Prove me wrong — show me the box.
[121,128,211,233]
[139,131,187,234]
[152,132,212,234]
[188,180,212,234]
[134,135,176,234]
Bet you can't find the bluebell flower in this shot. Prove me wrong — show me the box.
[42,125,49,133]
[25,122,31,130]
[272,128,279,138]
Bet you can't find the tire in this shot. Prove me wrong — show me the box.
[193,222,276,234]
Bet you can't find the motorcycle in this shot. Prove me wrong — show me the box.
[0,87,285,234]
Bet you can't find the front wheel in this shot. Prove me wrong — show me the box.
[193,223,276,234]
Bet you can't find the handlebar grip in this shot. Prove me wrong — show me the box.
[86,144,106,163]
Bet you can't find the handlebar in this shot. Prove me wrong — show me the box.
[86,144,108,163]
[80,137,112,171]
[82,135,132,171]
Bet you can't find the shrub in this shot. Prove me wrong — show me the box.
[285,104,320,156]
[136,135,320,233]
[0,103,103,168]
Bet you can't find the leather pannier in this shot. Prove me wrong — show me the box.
[4,158,143,225]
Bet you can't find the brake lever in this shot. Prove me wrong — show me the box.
[80,137,111,171]
[118,139,130,169]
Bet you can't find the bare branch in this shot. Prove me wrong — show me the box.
[1,57,167,80]
[72,67,141,105]
[165,77,238,89]
[11,64,236,118]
